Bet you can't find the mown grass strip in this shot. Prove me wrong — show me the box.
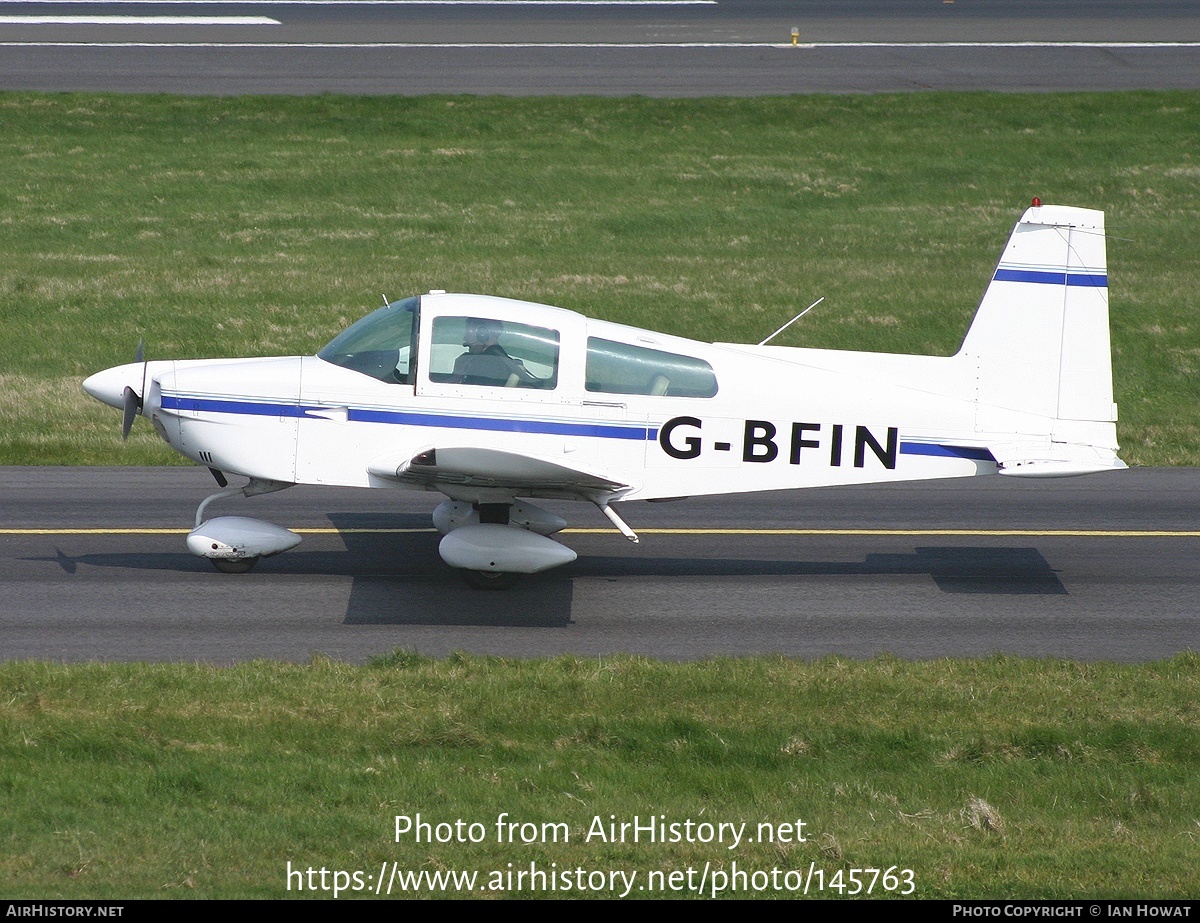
[1,654,1198,899]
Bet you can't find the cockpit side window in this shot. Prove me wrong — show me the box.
[428,316,559,389]
[585,337,718,397]
[318,296,419,384]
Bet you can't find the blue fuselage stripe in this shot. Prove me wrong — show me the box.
[993,268,1107,287]
[162,395,995,461]
[163,396,300,417]
[161,395,655,440]
[899,442,995,461]
[349,407,653,440]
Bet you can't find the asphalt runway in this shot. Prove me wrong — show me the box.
[2,466,1197,662]
[0,0,1198,94]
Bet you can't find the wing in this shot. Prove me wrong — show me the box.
[367,446,629,500]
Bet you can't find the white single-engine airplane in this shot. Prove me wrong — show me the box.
[84,202,1124,587]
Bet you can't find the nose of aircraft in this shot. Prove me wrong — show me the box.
[82,363,145,410]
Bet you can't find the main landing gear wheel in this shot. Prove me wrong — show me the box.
[460,569,520,591]
[212,557,260,574]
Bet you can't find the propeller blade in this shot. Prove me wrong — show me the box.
[121,386,141,440]
[123,338,148,440]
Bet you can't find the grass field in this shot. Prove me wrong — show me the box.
[2,91,1198,464]
[2,654,1198,899]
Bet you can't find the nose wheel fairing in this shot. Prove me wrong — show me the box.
[186,479,299,573]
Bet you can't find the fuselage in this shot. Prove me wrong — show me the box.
[86,292,1008,504]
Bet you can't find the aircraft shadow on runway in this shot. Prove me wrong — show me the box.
[333,517,1068,624]
[36,509,1066,628]
[567,547,1067,595]
[339,545,1065,627]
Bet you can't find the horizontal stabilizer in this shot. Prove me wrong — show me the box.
[998,458,1128,478]
[990,440,1127,478]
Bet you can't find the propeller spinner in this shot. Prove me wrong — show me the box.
[83,340,147,440]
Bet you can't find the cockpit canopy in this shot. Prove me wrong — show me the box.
[318,293,717,398]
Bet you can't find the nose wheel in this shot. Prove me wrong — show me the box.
[187,479,297,574]
[211,557,260,575]
[460,569,520,591]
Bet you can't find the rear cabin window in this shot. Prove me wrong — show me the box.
[428,316,559,389]
[585,337,718,398]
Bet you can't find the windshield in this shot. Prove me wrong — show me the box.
[318,296,419,384]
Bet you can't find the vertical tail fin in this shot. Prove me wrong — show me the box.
[958,204,1123,475]
[959,203,1114,421]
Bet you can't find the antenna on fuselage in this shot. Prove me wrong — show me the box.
[382,293,390,307]
[758,297,824,346]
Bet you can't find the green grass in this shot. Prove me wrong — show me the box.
[2,654,1198,898]
[2,92,1199,464]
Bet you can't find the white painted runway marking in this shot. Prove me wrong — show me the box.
[0,41,1198,49]
[0,0,720,5]
[810,41,1200,48]
[0,41,775,47]
[0,15,280,23]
